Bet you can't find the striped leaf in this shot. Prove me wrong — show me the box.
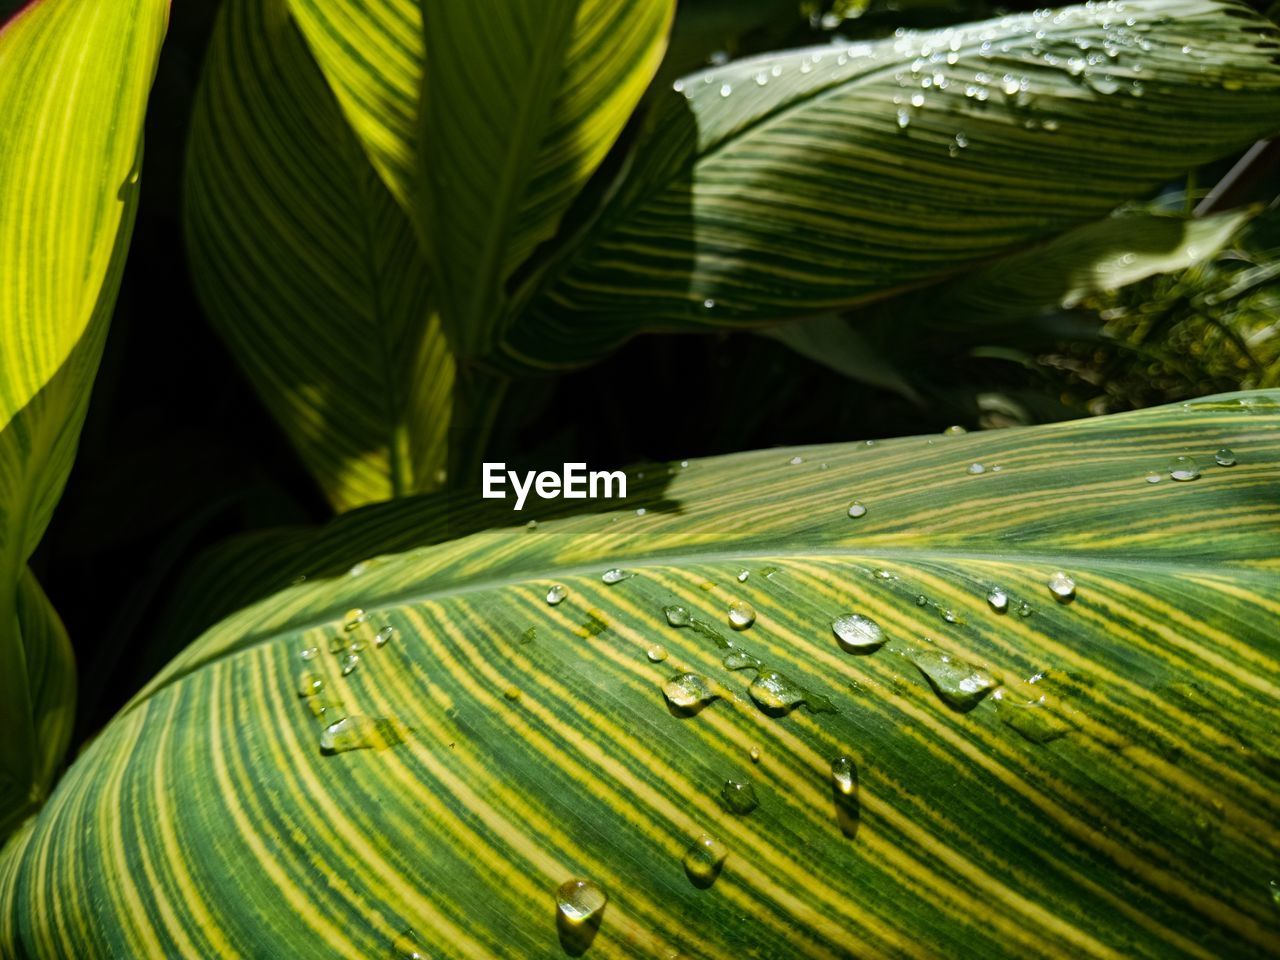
[3,392,1278,957]
[185,0,454,512]
[415,0,675,355]
[0,0,166,830]
[501,0,1280,372]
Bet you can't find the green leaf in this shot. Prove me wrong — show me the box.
[503,0,1280,372]
[4,392,1279,956]
[185,0,454,511]
[284,0,674,356]
[415,0,675,355]
[929,207,1258,329]
[0,0,167,829]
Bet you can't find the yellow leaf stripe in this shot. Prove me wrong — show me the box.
[506,0,1280,372]
[185,0,453,512]
[0,0,166,832]
[1,391,1277,957]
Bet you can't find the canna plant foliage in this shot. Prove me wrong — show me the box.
[0,0,1278,957]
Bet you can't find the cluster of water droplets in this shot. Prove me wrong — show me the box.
[1144,447,1238,484]
[295,606,400,754]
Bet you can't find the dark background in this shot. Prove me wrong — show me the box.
[4,0,1276,743]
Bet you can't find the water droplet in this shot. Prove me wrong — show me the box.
[728,601,756,630]
[672,79,685,93]
[503,686,521,701]
[909,649,998,711]
[646,644,669,663]
[525,519,538,531]
[546,584,568,605]
[297,672,324,698]
[995,687,1070,743]
[682,834,728,887]
[749,745,762,763]
[348,636,365,652]
[374,626,394,647]
[664,605,692,627]
[300,646,319,661]
[719,83,732,97]
[723,648,762,672]
[847,500,868,519]
[635,507,648,516]
[831,756,857,796]
[832,613,886,652]
[556,879,607,924]
[944,425,967,435]
[788,455,804,465]
[748,671,808,715]
[1047,572,1076,603]
[915,594,928,606]
[754,71,768,86]
[601,568,631,585]
[343,608,366,631]
[910,92,925,107]
[1144,471,1162,484]
[1169,456,1200,482]
[1017,600,1033,618]
[391,929,426,959]
[663,673,720,712]
[1042,118,1060,131]
[736,569,750,582]
[721,779,758,814]
[340,653,360,676]
[897,108,911,128]
[987,588,1009,613]
[770,64,782,78]
[967,462,986,475]
[319,716,400,754]
[1214,448,1236,467]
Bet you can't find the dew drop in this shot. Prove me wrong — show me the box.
[831,756,857,796]
[967,462,986,475]
[556,879,607,924]
[897,108,911,128]
[736,569,750,582]
[1169,456,1200,481]
[788,455,804,465]
[749,745,762,763]
[847,500,868,519]
[646,644,669,663]
[943,425,967,435]
[995,687,1071,743]
[754,71,768,86]
[909,649,998,711]
[683,834,728,887]
[546,584,568,605]
[1047,572,1076,603]
[1214,448,1237,467]
[663,673,720,711]
[728,601,756,630]
[915,594,928,606]
[721,778,759,814]
[374,626,394,647]
[664,605,692,627]
[297,672,324,698]
[832,613,886,652]
[601,568,631,585]
[1144,471,1162,484]
[987,588,1009,613]
[300,646,319,661]
[1017,600,1033,618]
[343,608,366,631]
[719,83,732,97]
[392,929,426,959]
[340,653,360,676]
[748,671,808,715]
[319,716,400,754]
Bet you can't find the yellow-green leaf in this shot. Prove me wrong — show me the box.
[185,0,453,512]
[0,0,166,830]
[505,0,1280,372]
[3,392,1278,957]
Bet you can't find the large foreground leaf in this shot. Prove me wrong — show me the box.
[0,0,167,831]
[186,0,453,511]
[3,392,1278,957]
[503,0,1280,371]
